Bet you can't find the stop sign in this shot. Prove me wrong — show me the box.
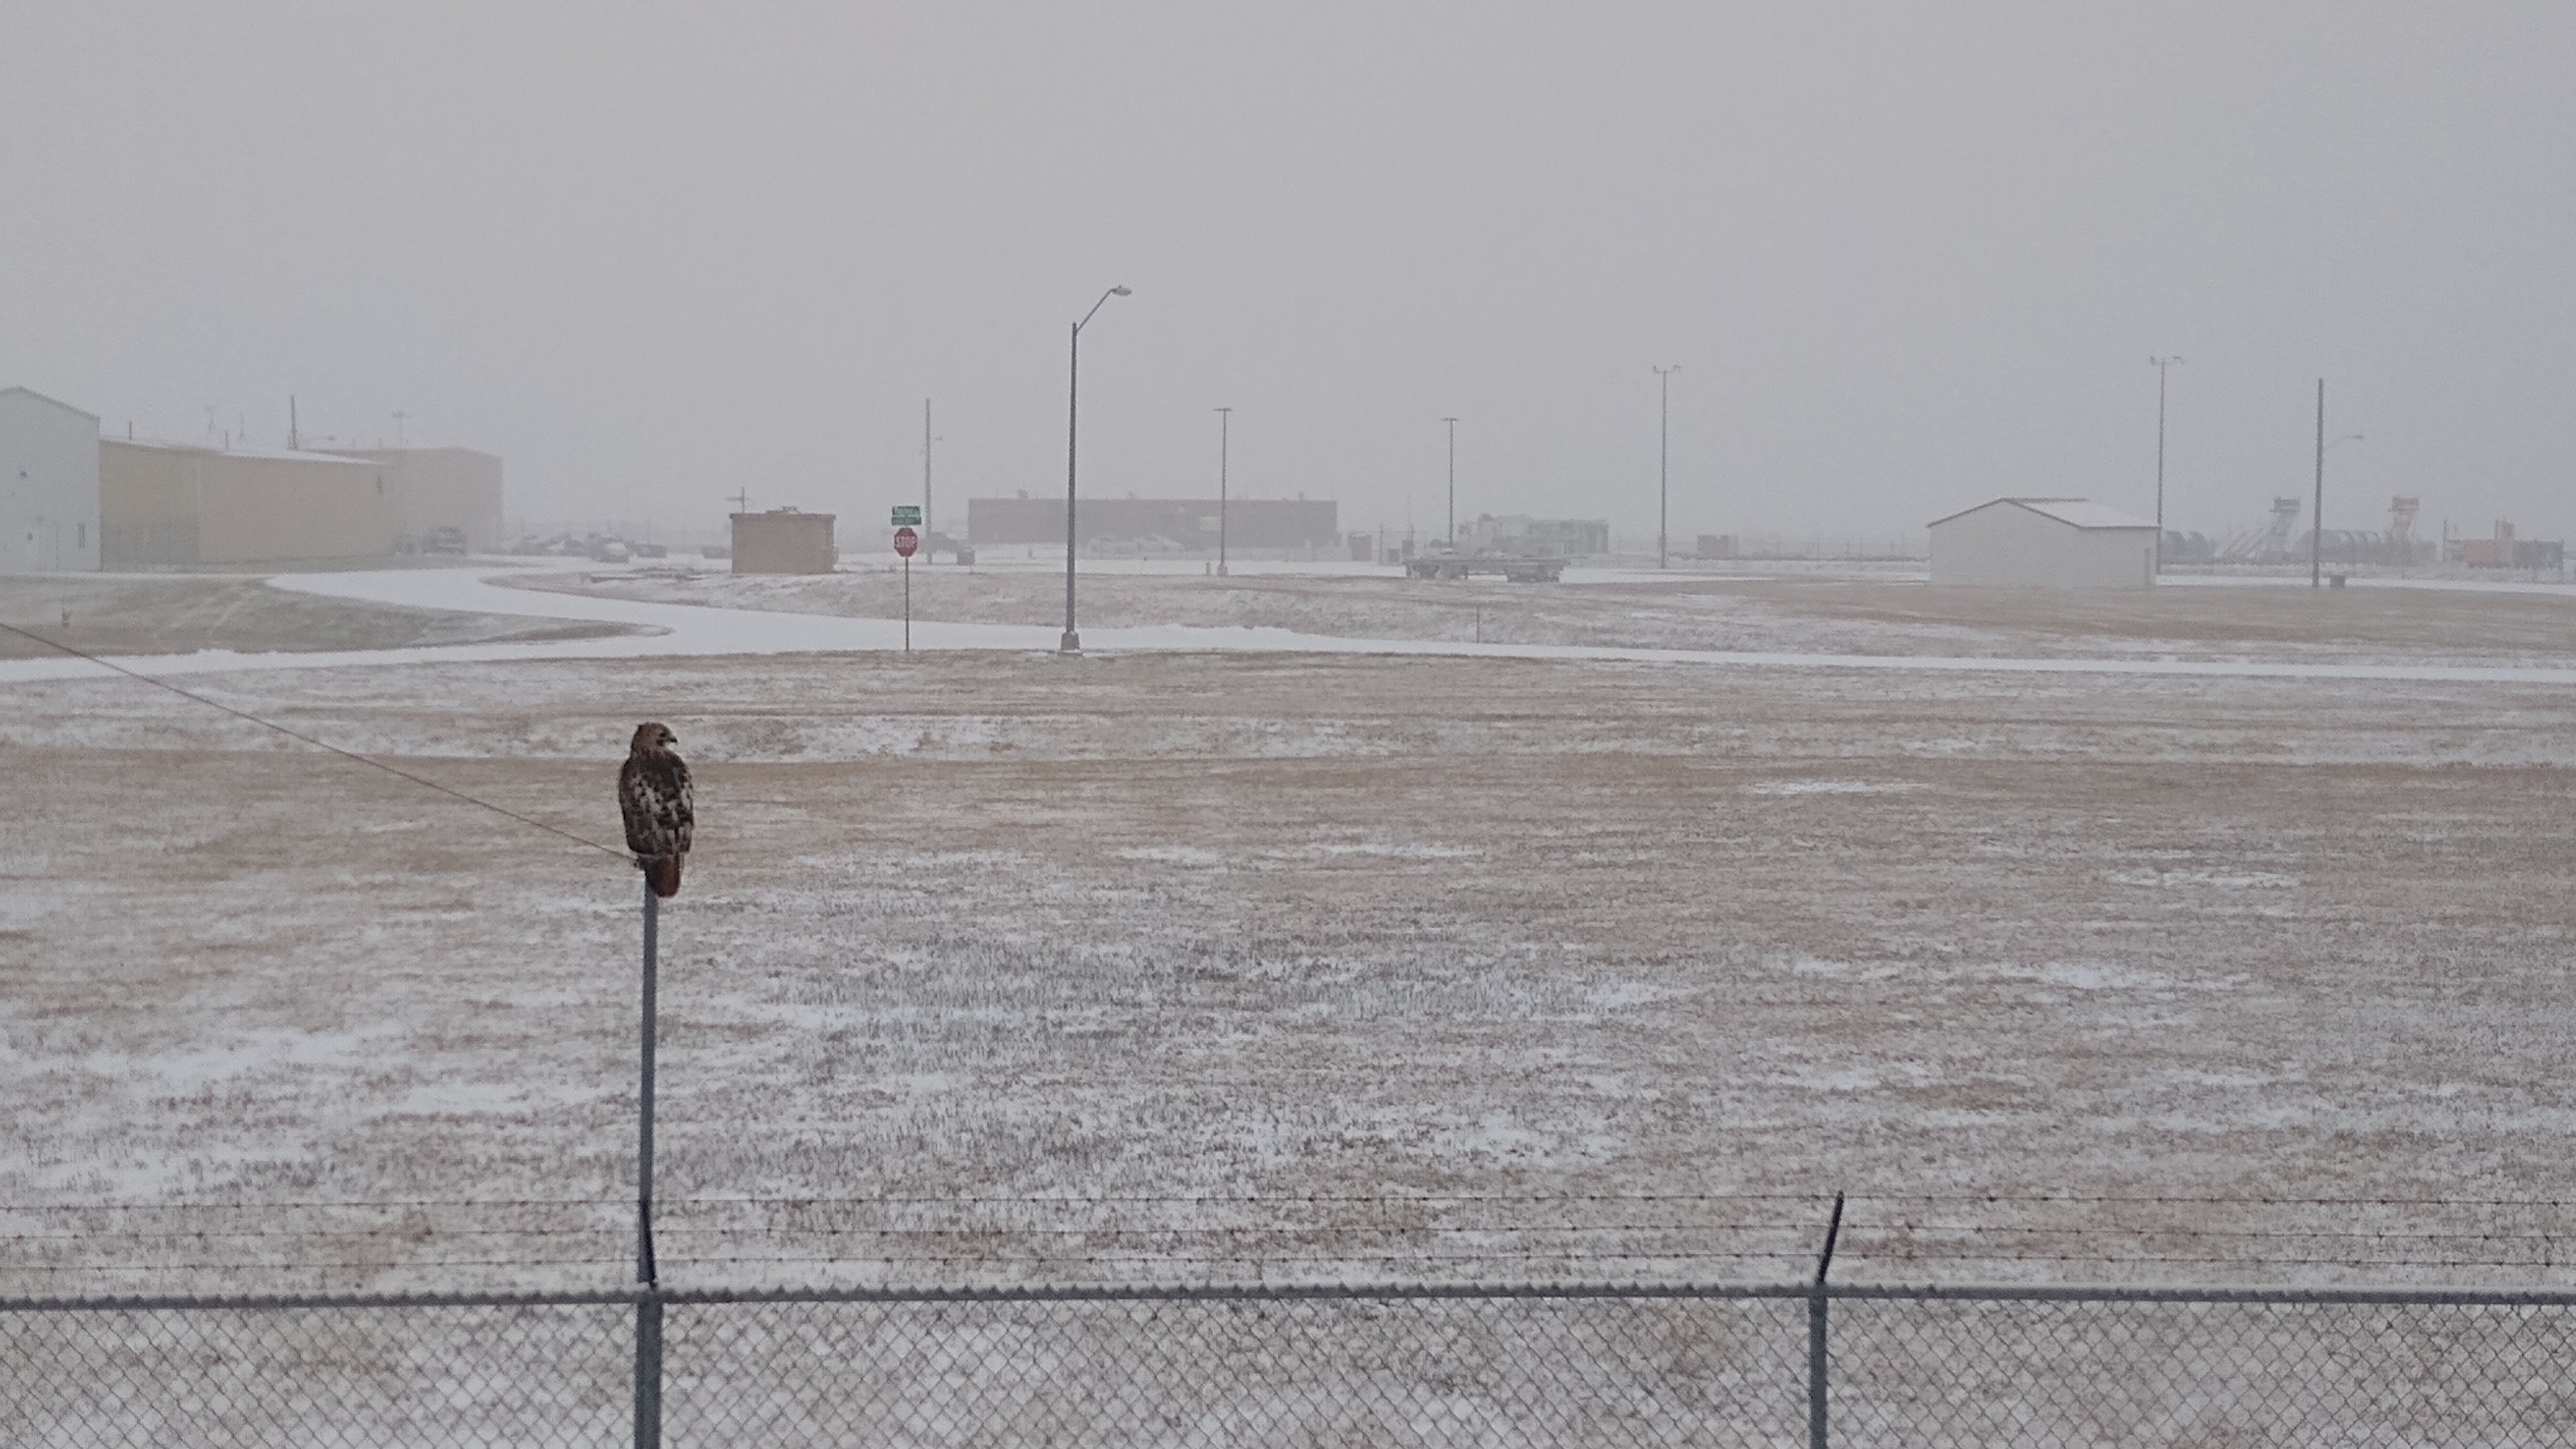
[892,526,919,558]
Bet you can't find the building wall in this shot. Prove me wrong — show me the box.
[1929,502,2157,587]
[103,441,395,565]
[1458,514,1610,557]
[99,438,203,565]
[0,387,103,572]
[968,495,1338,549]
[731,510,836,573]
[347,448,505,550]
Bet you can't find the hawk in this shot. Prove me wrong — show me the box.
[619,721,694,898]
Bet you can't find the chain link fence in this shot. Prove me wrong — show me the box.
[7,1279,2575,1446]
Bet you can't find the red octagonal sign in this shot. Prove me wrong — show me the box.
[892,526,919,558]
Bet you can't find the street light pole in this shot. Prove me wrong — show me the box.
[1653,365,1681,569]
[2150,357,2184,574]
[1061,285,1131,655]
[1442,418,1459,548]
[1214,406,1232,577]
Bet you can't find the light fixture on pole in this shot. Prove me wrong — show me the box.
[1060,285,1132,655]
[1441,418,1459,548]
[1214,406,1232,577]
[1653,365,1682,569]
[2149,357,2184,574]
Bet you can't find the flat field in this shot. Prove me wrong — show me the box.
[2,570,2572,1294]
[515,559,2576,666]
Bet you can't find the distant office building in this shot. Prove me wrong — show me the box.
[968,494,1338,550]
[1457,514,1610,557]
[345,447,506,552]
[101,439,396,566]
[1927,497,2158,587]
[731,508,837,573]
[0,387,103,572]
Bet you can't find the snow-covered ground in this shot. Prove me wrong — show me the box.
[1,566,2571,1297]
[8,560,2576,686]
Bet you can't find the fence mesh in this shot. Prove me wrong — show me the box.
[0,1301,631,1448]
[666,1293,1805,1448]
[6,1285,2574,1447]
[1829,1294,2576,1448]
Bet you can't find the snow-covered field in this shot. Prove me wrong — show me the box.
[2,566,2572,1297]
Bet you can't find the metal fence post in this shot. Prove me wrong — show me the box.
[638,876,659,1287]
[1809,1193,1845,1449]
[635,1292,663,1449]
[636,872,663,1449]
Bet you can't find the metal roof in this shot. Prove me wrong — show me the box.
[0,386,100,420]
[1927,497,2158,531]
[103,436,382,466]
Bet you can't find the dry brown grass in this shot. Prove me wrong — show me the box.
[4,642,2571,1291]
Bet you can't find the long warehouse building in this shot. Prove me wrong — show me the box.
[1,384,504,570]
[969,494,1337,550]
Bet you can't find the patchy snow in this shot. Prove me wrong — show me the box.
[4,567,2573,1296]
[0,564,2571,696]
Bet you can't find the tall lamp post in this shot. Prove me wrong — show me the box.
[1653,365,1682,569]
[2149,357,2184,574]
[2311,377,2362,588]
[1214,406,1232,577]
[1441,418,1459,548]
[1060,284,1132,655]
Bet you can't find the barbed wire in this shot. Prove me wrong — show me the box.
[13,1191,2570,1211]
[0,618,630,860]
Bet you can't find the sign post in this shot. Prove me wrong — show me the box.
[891,508,921,654]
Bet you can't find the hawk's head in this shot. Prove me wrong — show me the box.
[631,721,679,757]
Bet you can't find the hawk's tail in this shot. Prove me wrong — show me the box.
[648,856,682,899]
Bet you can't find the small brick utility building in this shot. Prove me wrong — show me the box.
[731,508,836,574]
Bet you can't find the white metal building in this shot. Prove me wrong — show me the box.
[1926,497,2158,587]
[0,387,103,572]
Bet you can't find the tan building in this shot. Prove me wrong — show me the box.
[345,447,506,551]
[731,508,836,574]
[101,439,396,566]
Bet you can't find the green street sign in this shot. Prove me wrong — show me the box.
[891,506,923,526]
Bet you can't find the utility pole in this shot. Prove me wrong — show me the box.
[289,396,299,452]
[1654,365,1682,569]
[2312,380,2325,588]
[2306,386,2365,589]
[392,410,410,447]
[1441,418,1459,548]
[922,399,933,546]
[2150,357,2184,574]
[1214,406,1232,576]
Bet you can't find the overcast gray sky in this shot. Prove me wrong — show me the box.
[6,2,2569,548]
